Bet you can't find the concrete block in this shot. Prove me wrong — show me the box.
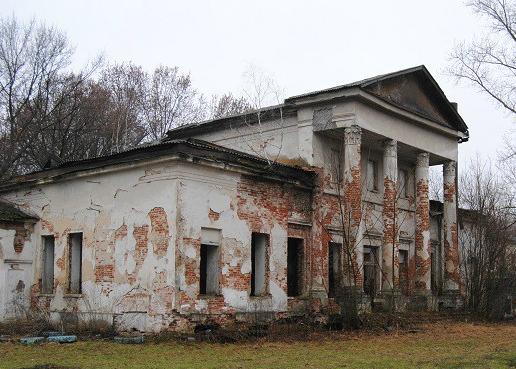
[46,335,77,343]
[20,337,45,345]
[114,336,144,344]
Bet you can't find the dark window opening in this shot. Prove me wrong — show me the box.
[328,242,341,297]
[41,236,55,294]
[251,233,268,296]
[68,233,83,294]
[430,251,436,293]
[287,237,304,297]
[399,249,409,295]
[363,246,379,297]
[367,160,378,191]
[200,243,219,295]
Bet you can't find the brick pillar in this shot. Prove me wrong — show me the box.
[342,125,363,287]
[310,166,329,300]
[382,139,398,291]
[415,152,431,293]
[443,161,460,292]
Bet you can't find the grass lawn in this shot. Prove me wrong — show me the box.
[0,321,515,369]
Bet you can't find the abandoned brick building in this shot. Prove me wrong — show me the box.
[0,66,469,332]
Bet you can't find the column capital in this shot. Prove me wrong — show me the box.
[383,139,397,157]
[443,160,457,178]
[343,125,361,145]
[416,152,430,168]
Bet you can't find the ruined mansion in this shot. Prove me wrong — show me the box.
[0,66,469,332]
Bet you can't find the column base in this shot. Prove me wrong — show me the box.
[376,289,403,312]
[309,287,328,301]
[438,290,464,311]
[408,290,435,311]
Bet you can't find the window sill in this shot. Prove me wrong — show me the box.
[287,295,309,300]
[249,293,271,299]
[198,294,222,299]
[63,294,83,299]
[37,293,55,297]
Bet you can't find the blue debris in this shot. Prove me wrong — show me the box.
[20,337,45,345]
[47,335,77,343]
[114,336,144,344]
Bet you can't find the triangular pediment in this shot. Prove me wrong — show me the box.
[360,67,465,132]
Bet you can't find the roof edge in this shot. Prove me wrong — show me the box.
[0,138,316,193]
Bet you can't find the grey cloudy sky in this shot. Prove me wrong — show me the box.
[3,0,515,168]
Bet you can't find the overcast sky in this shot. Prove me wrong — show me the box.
[3,0,515,169]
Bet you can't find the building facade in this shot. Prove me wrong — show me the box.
[0,66,469,332]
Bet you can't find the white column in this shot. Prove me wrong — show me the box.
[342,125,362,288]
[415,152,431,292]
[443,161,460,292]
[382,139,398,291]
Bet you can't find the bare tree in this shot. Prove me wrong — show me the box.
[209,93,252,119]
[100,63,146,152]
[143,66,205,140]
[429,166,444,201]
[227,65,287,165]
[459,157,515,319]
[0,16,101,178]
[22,74,101,169]
[449,0,516,115]
[323,142,417,326]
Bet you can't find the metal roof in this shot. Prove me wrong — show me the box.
[0,138,316,192]
[167,65,469,139]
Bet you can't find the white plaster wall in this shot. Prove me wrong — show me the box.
[0,225,35,319]
[193,116,302,163]
[0,161,179,332]
[0,158,298,330]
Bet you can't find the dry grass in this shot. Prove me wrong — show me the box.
[0,321,514,369]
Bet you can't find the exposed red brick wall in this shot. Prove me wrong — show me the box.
[415,177,431,291]
[182,237,200,286]
[129,225,149,283]
[149,207,169,257]
[444,182,456,203]
[383,176,397,288]
[236,176,291,232]
[13,226,29,253]
[115,224,128,240]
[95,264,114,282]
[208,209,220,222]
[445,223,461,288]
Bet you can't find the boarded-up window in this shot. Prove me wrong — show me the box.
[200,228,220,295]
[398,168,408,197]
[399,249,409,295]
[363,246,379,297]
[41,236,55,294]
[367,160,378,191]
[251,233,268,296]
[287,238,304,297]
[328,242,341,297]
[68,233,83,294]
[329,148,340,184]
